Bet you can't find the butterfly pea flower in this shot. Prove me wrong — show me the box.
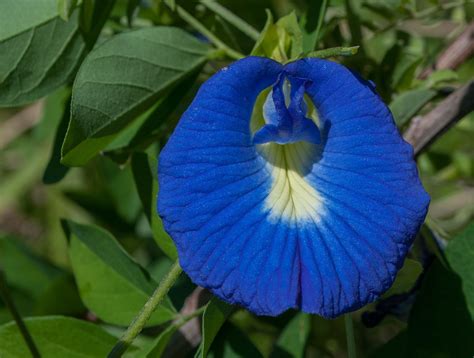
[157,57,430,318]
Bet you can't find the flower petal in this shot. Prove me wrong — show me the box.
[158,57,430,318]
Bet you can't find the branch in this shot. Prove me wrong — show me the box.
[403,80,474,155]
[420,21,474,79]
[163,287,211,358]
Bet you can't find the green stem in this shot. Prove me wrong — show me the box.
[175,305,207,327]
[344,314,357,358]
[200,0,260,40]
[301,46,360,59]
[107,261,183,358]
[164,0,244,60]
[0,268,41,358]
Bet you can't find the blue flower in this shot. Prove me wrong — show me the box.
[158,57,430,318]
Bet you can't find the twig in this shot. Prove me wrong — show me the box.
[403,80,474,155]
[163,287,211,358]
[420,22,474,79]
[0,268,41,357]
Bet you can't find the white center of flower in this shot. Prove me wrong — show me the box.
[251,86,325,223]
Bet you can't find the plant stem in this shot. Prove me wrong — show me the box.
[344,314,357,358]
[301,46,359,59]
[0,268,41,358]
[163,0,244,60]
[200,0,260,41]
[107,261,183,358]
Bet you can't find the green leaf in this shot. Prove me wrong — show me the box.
[0,316,137,357]
[404,260,474,357]
[391,54,423,91]
[389,88,436,126]
[79,0,116,49]
[251,10,303,62]
[61,26,209,166]
[131,152,178,259]
[0,0,86,107]
[272,313,310,358]
[43,95,72,184]
[0,236,85,319]
[382,258,422,298]
[207,323,263,358]
[196,297,235,358]
[64,220,176,326]
[104,72,198,157]
[57,0,79,21]
[144,324,179,357]
[445,224,474,318]
[300,0,329,52]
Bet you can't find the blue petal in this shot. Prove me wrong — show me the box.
[158,57,430,318]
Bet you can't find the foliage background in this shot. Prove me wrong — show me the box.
[0,0,473,357]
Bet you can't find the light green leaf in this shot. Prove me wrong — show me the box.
[61,26,209,166]
[131,152,177,259]
[0,316,138,357]
[64,220,176,326]
[273,313,310,358]
[389,88,436,126]
[0,0,86,107]
[196,297,235,358]
[251,10,303,62]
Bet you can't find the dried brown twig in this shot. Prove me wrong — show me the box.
[403,80,474,155]
[420,21,474,79]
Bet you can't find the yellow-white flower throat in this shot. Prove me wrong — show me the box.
[251,77,325,224]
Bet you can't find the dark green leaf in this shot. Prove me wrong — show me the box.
[207,323,263,358]
[445,223,474,318]
[272,313,310,358]
[404,260,474,357]
[131,152,177,259]
[0,316,137,357]
[196,297,235,358]
[144,324,179,357]
[127,0,141,27]
[0,0,86,107]
[382,258,422,297]
[61,26,209,166]
[389,88,436,126]
[79,0,116,49]
[43,95,72,184]
[0,236,85,318]
[64,220,176,326]
[104,71,199,156]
